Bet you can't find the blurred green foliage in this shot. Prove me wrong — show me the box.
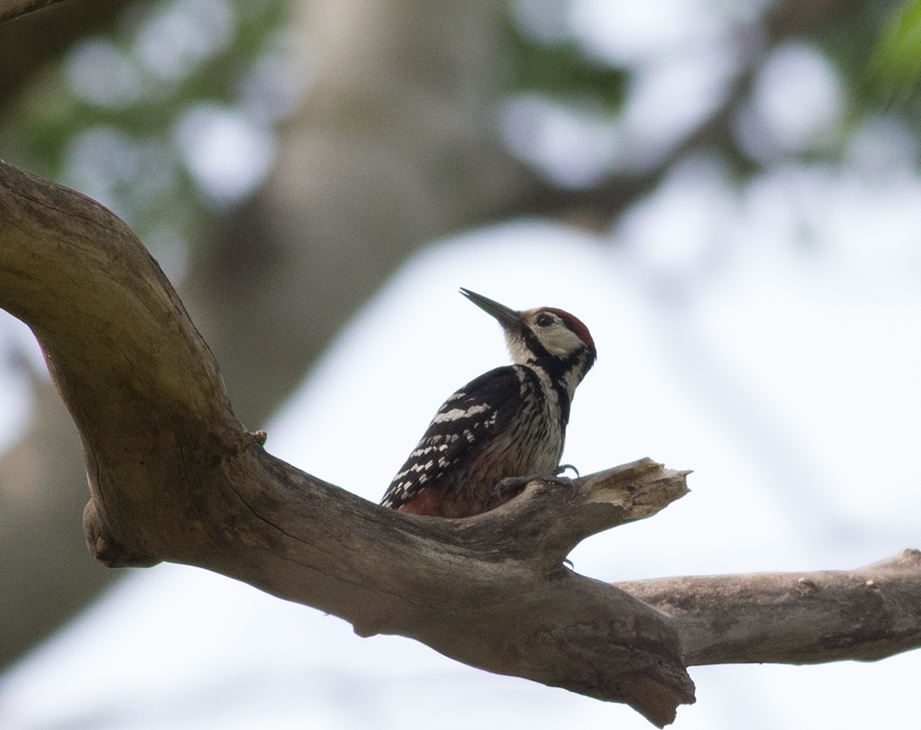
[867,0,921,101]
[1,0,290,273]
[2,0,916,268]
[505,18,626,110]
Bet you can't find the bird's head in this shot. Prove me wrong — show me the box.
[460,288,596,393]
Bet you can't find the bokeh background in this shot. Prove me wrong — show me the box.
[1,0,921,727]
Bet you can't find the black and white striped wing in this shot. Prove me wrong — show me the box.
[380,367,519,509]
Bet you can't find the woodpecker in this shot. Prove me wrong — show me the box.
[380,288,596,518]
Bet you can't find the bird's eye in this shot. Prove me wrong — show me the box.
[536,313,554,327]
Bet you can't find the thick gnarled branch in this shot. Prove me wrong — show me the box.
[2,159,921,727]
[0,160,694,726]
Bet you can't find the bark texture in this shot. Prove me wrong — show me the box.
[618,549,921,666]
[2,159,921,726]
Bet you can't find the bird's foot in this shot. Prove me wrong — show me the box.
[495,471,581,503]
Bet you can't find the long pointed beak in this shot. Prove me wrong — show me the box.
[459,288,524,332]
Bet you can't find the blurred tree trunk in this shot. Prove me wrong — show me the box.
[0,379,113,665]
[186,0,528,425]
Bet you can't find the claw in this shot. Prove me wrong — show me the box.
[555,463,580,478]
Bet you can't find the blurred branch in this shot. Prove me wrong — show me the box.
[0,0,67,24]
[506,0,870,227]
[0,0,133,106]
[4,160,921,726]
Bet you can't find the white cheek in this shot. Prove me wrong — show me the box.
[542,328,581,356]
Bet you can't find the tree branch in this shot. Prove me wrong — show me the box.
[618,549,921,666]
[2,159,920,726]
[0,160,694,725]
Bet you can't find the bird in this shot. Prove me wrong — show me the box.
[380,288,596,518]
